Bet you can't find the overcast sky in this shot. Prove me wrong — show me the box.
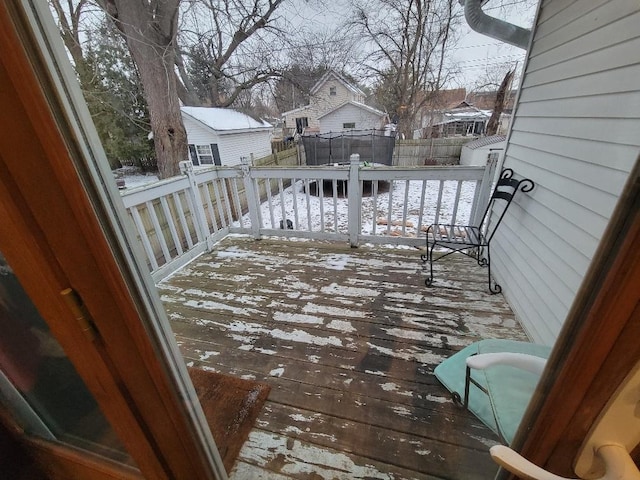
[281,0,537,90]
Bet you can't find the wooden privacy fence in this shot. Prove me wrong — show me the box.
[121,154,496,281]
[394,137,474,166]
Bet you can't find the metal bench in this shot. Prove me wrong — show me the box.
[421,168,534,293]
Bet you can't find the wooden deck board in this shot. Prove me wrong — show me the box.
[158,236,530,479]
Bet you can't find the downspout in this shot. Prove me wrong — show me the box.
[460,0,531,50]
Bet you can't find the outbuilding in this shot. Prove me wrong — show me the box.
[459,135,506,166]
[181,106,272,167]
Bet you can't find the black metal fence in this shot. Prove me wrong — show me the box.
[302,130,395,166]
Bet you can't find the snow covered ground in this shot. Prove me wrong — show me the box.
[116,173,159,190]
[242,178,476,237]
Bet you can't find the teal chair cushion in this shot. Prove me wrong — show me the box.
[434,339,552,444]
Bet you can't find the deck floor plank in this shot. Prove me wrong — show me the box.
[159,236,529,479]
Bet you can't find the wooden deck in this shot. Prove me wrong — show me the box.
[158,236,529,480]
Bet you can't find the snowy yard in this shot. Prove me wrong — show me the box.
[243,178,476,237]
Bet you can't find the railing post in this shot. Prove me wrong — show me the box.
[179,160,213,249]
[348,154,361,247]
[241,157,261,239]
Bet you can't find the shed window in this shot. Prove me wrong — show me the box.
[329,86,336,96]
[196,145,214,164]
[188,144,221,166]
[343,122,356,129]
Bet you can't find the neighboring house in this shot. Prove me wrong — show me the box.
[181,106,272,167]
[485,0,639,347]
[416,88,515,138]
[281,70,387,135]
[425,101,492,138]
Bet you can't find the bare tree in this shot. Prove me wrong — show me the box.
[352,0,458,137]
[51,0,355,176]
[176,0,287,108]
[49,0,90,77]
[100,0,186,179]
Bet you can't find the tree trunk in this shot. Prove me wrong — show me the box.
[104,0,186,179]
[486,69,514,136]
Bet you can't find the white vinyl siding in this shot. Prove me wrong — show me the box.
[216,130,272,167]
[319,103,384,133]
[183,115,219,146]
[182,114,272,167]
[493,0,640,345]
[311,78,356,112]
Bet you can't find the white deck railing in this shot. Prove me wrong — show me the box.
[121,155,497,281]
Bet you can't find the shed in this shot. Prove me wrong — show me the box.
[181,107,272,167]
[460,135,506,166]
[316,101,388,133]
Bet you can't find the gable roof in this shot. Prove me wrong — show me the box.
[181,106,272,133]
[463,135,507,150]
[317,100,387,120]
[280,104,313,117]
[310,70,365,97]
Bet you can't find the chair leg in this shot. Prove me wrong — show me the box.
[425,243,436,286]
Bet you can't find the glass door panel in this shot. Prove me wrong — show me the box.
[0,251,134,466]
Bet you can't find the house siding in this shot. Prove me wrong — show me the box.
[183,115,221,146]
[311,74,363,113]
[217,130,272,166]
[283,105,320,132]
[182,115,271,167]
[319,103,384,133]
[493,0,640,345]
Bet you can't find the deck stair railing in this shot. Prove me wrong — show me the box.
[121,154,497,281]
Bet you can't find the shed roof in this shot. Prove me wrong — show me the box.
[463,135,507,150]
[181,106,271,132]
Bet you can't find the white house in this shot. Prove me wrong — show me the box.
[181,107,272,167]
[317,101,388,133]
[281,70,387,135]
[480,0,639,346]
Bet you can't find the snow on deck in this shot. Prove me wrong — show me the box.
[158,236,528,479]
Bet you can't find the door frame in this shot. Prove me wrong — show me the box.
[0,2,225,478]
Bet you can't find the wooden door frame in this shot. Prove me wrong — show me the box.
[504,158,640,478]
[0,2,225,479]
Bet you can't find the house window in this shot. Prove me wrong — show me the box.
[343,122,356,129]
[196,145,214,164]
[188,144,221,166]
[329,86,336,96]
[295,117,308,134]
